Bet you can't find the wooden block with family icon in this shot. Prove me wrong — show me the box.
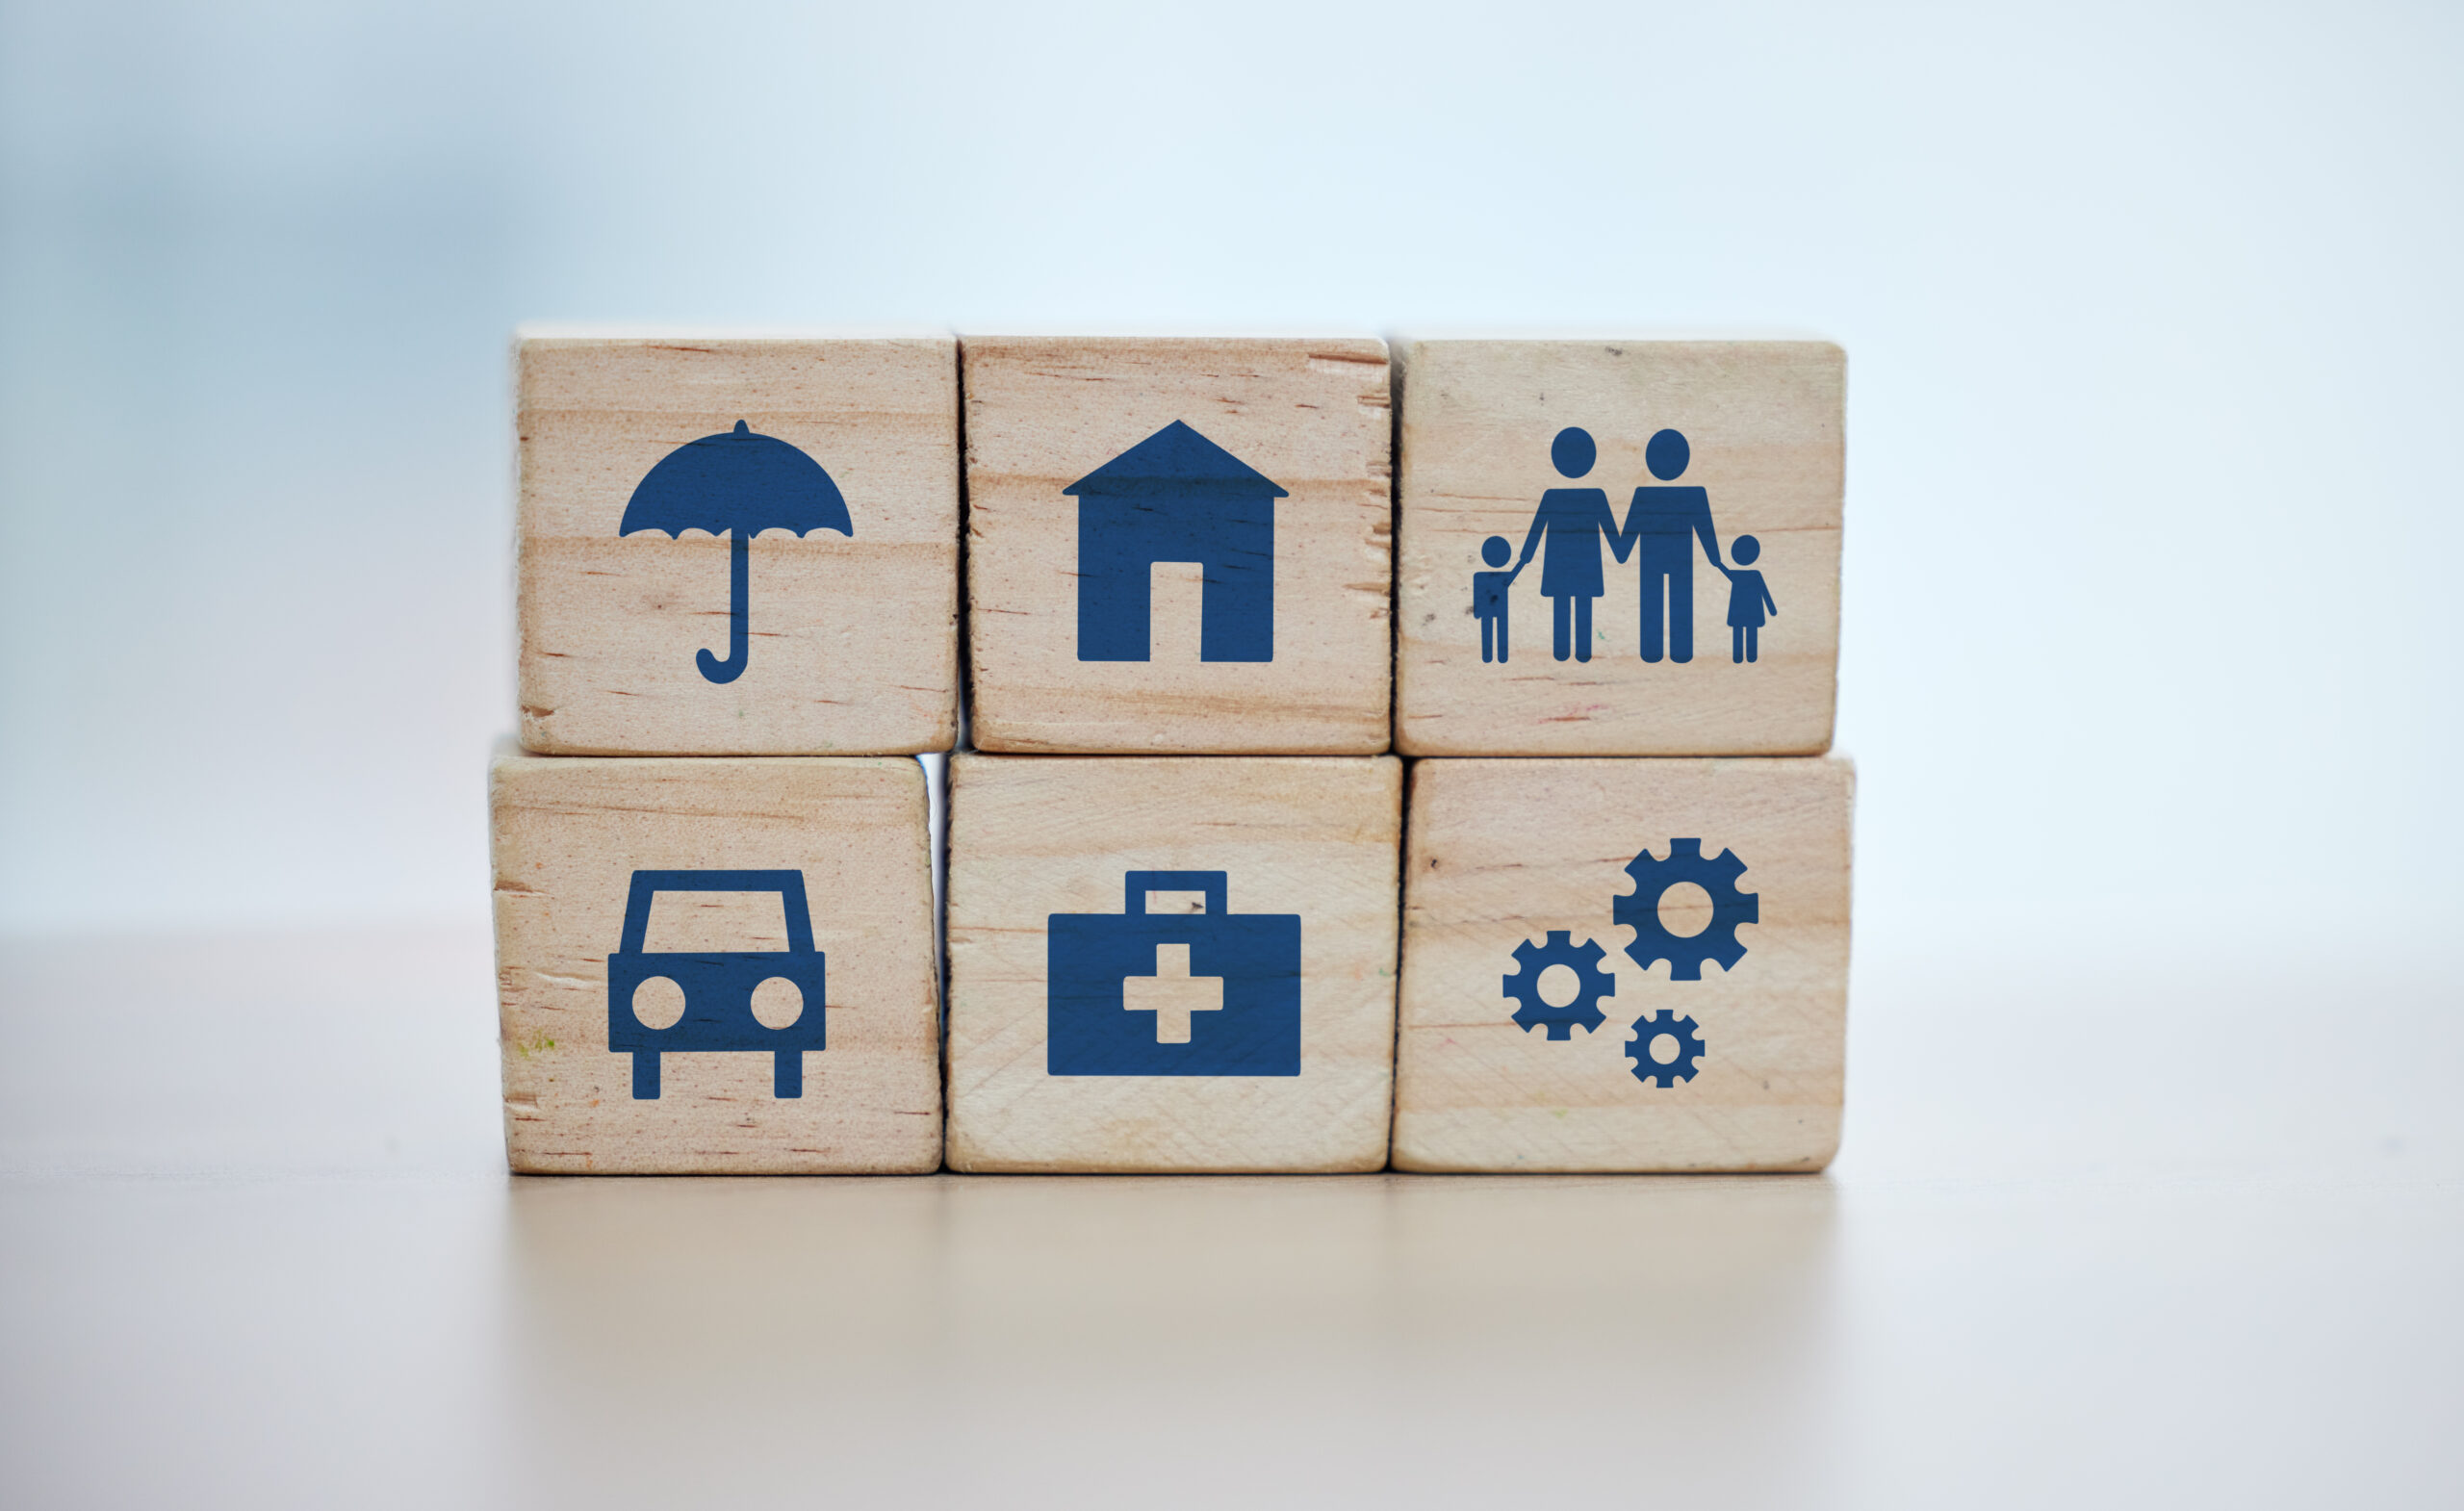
[1393,339,1843,756]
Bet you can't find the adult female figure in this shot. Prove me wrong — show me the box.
[1516,426,1629,662]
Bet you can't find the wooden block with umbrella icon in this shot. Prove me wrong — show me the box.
[518,332,960,755]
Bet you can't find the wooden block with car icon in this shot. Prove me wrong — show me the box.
[491,751,939,1173]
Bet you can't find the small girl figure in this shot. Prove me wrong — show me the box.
[1722,535,1778,663]
[1474,535,1524,663]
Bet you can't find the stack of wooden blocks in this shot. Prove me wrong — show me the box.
[492,334,1850,1175]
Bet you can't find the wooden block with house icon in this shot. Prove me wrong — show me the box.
[1392,756,1853,1172]
[517,330,960,756]
[962,336,1394,754]
[491,751,940,1173]
[943,754,1401,1171]
[1394,340,1843,756]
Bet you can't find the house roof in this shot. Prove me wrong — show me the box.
[1064,420,1289,499]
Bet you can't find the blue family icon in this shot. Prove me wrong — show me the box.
[605,869,828,1099]
[1069,421,1286,663]
[1047,870,1301,1075]
[1487,426,1772,668]
[622,421,854,684]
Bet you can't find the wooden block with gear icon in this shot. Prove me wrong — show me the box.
[1392,756,1853,1171]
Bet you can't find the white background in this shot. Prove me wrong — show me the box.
[4,0,2456,940]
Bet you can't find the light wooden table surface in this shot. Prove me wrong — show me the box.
[2,914,2456,1509]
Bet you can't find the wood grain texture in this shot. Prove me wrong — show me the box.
[491,753,940,1173]
[962,336,1393,754]
[945,755,1401,1171]
[1395,340,1842,755]
[1393,756,1853,1172]
[518,333,959,755]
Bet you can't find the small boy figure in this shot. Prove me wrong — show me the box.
[1475,535,1523,663]
[1720,535,1778,663]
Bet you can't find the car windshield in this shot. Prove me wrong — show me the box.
[638,889,793,954]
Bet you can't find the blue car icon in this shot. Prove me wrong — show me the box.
[606,869,826,1100]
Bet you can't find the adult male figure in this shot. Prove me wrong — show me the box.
[1620,428,1725,663]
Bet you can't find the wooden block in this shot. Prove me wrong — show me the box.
[1393,756,1852,1171]
[517,332,960,755]
[944,754,1401,1171]
[1395,340,1842,755]
[962,336,1394,754]
[491,752,940,1173]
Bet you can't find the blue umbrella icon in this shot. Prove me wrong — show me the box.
[621,420,854,684]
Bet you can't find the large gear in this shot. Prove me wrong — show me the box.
[1624,1010,1707,1088]
[1612,838,1758,980]
[1502,930,1616,1039]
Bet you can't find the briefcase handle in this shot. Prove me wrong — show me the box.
[1122,870,1228,917]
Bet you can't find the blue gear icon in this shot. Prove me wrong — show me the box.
[1624,1010,1706,1088]
[1502,930,1616,1039]
[1612,838,1758,980]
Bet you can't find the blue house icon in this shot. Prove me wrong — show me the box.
[1067,421,1288,663]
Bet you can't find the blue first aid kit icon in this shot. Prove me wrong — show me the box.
[1047,870,1301,1076]
[607,869,827,1100]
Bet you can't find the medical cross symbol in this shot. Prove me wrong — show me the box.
[1121,942,1224,1044]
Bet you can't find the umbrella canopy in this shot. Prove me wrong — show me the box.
[621,421,854,683]
[622,420,853,540]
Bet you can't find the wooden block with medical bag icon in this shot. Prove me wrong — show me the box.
[943,754,1401,1171]
[1393,756,1853,1171]
[516,330,959,755]
[490,750,940,1173]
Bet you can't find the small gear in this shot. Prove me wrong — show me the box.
[1612,838,1758,980]
[1625,1010,1707,1088]
[1502,930,1616,1039]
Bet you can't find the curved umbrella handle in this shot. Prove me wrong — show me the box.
[698,532,751,684]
